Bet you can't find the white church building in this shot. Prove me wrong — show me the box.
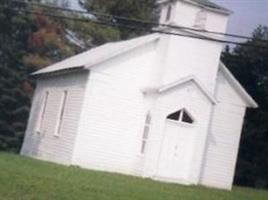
[21,0,258,190]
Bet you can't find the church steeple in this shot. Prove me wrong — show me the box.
[148,1,233,93]
[157,0,232,33]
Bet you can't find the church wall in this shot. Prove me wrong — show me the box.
[20,71,88,165]
[142,81,212,185]
[72,42,157,175]
[199,70,247,190]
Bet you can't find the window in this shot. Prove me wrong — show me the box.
[182,111,194,123]
[167,110,182,121]
[36,91,49,133]
[194,9,207,29]
[166,5,173,22]
[140,112,151,154]
[167,109,194,124]
[55,90,68,136]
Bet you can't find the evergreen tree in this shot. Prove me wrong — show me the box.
[0,1,33,152]
[77,0,158,39]
[1,0,267,190]
[0,0,78,152]
[0,0,158,152]
[222,26,268,188]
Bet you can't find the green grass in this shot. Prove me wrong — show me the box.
[0,152,267,200]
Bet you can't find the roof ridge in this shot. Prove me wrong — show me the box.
[158,0,231,14]
[219,62,258,108]
[32,33,160,76]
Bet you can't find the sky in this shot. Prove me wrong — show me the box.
[212,0,268,38]
[69,0,268,38]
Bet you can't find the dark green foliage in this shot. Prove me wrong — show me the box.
[66,17,121,48]
[0,0,267,190]
[0,0,157,153]
[0,0,77,152]
[222,26,268,189]
[0,1,34,152]
[79,0,158,40]
[65,0,159,50]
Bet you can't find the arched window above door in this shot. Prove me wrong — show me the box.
[167,109,194,124]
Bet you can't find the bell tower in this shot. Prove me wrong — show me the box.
[151,0,232,92]
[158,0,231,33]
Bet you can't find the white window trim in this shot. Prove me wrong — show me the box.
[54,90,68,137]
[178,109,183,122]
[36,91,49,134]
[140,112,151,155]
[167,118,195,127]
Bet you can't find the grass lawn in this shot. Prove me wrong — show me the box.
[0,152,267,200]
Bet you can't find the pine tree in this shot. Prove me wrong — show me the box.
[0,0,158,153]
[0,1,33,152]
[66,0,158,48]
[0,0,78,152]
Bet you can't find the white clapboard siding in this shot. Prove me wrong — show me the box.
[72,42,157,175]
[157,0,229,93]
[21,71,88,165]
[200,70,246,190]
[18,0,256,191]
[161,34,224,93]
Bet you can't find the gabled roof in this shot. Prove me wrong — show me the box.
[142,75,217,104]
[219,62,258,108]
[32,34,160,76]
[157,0,232,15]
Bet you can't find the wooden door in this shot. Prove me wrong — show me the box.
[157,120,195,181]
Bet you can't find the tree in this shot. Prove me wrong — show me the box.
[222,26,268,188]
[0,0,78,152]
[0,0,159,152]
[76,0,158,41]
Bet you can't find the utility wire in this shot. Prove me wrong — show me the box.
[2,4,268,50]
[7,6,268,50]
[10,0,268,43]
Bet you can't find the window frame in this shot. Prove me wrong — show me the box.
[165,4,173,22]
[166,109,195,126]
[36,91,49,134]
[54,90,68,137]
[140,112,151,154]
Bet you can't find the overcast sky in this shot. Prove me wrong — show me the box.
[69,0,268,38]
[212,0,268,37]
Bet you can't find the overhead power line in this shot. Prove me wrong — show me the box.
[1,2,268,50]
[9,0,268,43]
